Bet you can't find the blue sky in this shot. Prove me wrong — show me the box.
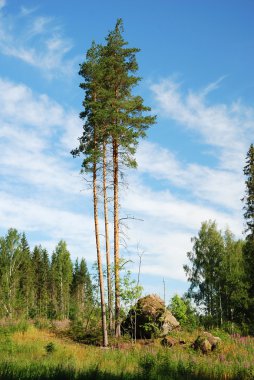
[0,0,253,301]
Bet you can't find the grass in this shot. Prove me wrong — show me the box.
[0,322,254,379]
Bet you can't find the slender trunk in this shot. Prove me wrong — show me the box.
[93,160,108,347]
[103,141,113,334]
[135,253,142,343]
[218,283,223,327]
[113,138,121,337]
[219,293,223,326]
[60,271,63,318]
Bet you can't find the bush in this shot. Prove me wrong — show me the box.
[139,353,156,376]
[0,320,29,335]
[34,318,52,330]
[69,319,102,345]
[169,295,198,330]
[45,342,56,354]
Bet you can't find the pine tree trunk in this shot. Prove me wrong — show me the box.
[103,141,113,334]
[113,138,121,337]
[93,160,108,347]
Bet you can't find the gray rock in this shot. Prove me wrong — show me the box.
[192,332,221,354]
[122,294,179,339]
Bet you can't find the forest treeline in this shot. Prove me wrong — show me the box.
[185,144,254,334]
[184,222,248,330]
[0,229,93,321]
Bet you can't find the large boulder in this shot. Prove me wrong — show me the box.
[122,294,179,339]
[192,332,221,354]
[203,332,221,350]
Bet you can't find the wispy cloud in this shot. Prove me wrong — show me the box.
[0,191,95,262]
[119,78,253,282]
[0,3,77,77]
[20,5,38,17]
[0,0,6,10]
[0,78,83,194]
[0,77,96,262]
[150,78,254,170]
[137,141,244,211]
[0,75,251,292]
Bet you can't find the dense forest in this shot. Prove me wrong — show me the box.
[0,231,93,321]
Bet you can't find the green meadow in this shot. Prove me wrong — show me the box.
[0,322,254,380]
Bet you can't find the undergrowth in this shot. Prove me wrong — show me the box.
[0,323,253,379]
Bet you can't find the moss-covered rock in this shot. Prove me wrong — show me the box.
[192,332,221,354]
[122,294,179,339]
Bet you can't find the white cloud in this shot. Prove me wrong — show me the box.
[0,79,64,129]
[0,74,251,292]
[20,6,38,17]
[0,77,99,266]
[0,5,77,77]
[150,78,254,170]
[0,0,6,10]
[0,191,95,261]
[116,78,253,283]
[137,141,244,211]
[29,16,52,35]
[119,175,243,281]
[0,78,83,192]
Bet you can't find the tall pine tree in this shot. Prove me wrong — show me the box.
[0,229,22,318]
[242,144,254,324]
[102,19,156,336]
[72,41,109,346]
[51,241,73,319]
[32,245,50,318]
[19,233,34,318]
[71,258,93,319]
[72,19,155,340]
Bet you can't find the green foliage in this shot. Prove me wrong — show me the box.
[34,318,52,330]
[139,353,156,376]
[0,229,23,318]
[45,342,56,354]
[71,19,155,343]
[120,267,143,317]
[169,294,198,329]
[71,258,93,320]
[243,144,254,238]
[184,221,248,328]
[169,295,188,324]
[69,318,102,345]
[101,19,156,166]
[32,245,50,318]
[242,144,254,327]
[184,220,224,319]
[0,320,29,335]
[141,319,161,339]
[0,324,254,379]
[0,228,94,323]
[51,241,73,319]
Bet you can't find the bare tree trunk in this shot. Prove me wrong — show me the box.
[103,141,113,334]
[113,138,121,337]
[93,160,108,347]
[135,250,143,343]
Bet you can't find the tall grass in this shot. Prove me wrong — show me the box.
[0,323,254,379]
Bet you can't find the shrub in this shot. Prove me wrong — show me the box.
[45,342,56,354]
